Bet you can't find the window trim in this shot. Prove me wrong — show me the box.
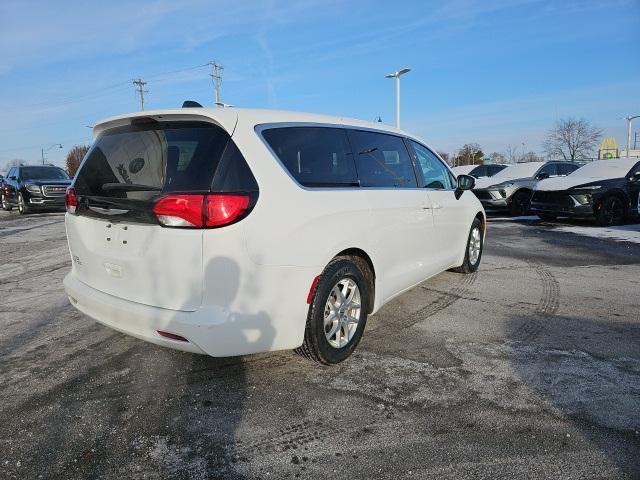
[256,122,426,191]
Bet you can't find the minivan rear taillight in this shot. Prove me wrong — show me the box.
[65,187,78,214]
[153,193,251,228]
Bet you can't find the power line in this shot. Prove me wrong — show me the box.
[133,78,148,111]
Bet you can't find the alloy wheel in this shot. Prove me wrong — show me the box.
[603,197,624,225]
[324,278,362,348]
[469,227,482,264]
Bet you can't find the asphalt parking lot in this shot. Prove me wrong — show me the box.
[1,210,639,479]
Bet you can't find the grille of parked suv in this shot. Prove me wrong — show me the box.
[532,191,572,206]
[42,185,67,197]
[474,190,493,200]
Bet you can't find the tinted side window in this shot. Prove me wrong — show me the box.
[262,127,357,187]
[470,165,487,177]
[557,163,579,175]
[211,140,259,192]
[537,163,558,177]
[409,141,453,189]
[348,130,417,188]
[489,165,506,175]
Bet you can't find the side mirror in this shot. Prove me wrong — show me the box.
[536,172,550,180]
[457,174,475,191]
[9,176,17,181]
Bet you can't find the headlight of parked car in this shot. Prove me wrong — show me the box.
[25,184,41,194]
[570,194,592,205]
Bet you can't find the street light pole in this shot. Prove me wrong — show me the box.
[624,115,640,158]
[385,68,411,129]
[41,143,63,165]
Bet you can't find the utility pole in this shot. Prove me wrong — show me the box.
[208,61,224,106]
[133,78,148,110]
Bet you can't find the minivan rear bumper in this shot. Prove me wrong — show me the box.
[64,273,208,354]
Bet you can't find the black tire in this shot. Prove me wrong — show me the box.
[509,190,531,216]
[17,193,30,215]
[452,218,484,274]
[537,213,557,221]
[1,192,12,211]
[296,257,370,365]
[596,196,626,227]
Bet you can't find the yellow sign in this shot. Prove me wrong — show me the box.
[598,137,618,159]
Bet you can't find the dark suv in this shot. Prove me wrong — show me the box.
[1,165,71,214]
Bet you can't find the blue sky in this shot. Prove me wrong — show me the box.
[0,0,638,169]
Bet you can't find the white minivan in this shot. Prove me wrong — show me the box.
[64,107,485,364]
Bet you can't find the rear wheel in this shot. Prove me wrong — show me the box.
[596,196,626,226]
[452,218,483,274]
[509,190,531,216]
[296,257,370,365]
[17,193,29,215]
[1,192,12,211]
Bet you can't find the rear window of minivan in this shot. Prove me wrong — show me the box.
[75,121,230,200]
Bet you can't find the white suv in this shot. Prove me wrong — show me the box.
[63,107,485,364]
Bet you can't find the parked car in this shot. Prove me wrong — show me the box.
[452,164,508,179]
[63,106,485,365]
[472,161,581,215]
[451,165,476,176]
[1,165,72,214]
[531,158,640,226]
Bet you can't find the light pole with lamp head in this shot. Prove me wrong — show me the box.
[624,115,640,158]
[385,68,411,129]
[41,143,63,165]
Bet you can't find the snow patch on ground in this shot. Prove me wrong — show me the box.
[553,224,640,244]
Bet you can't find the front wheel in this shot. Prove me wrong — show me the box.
[296,257,370,365]
[452,218,484,274]
[509,190,531,216]
[1,192,12,211]
[596,196,626,226]
[17,193,30,215]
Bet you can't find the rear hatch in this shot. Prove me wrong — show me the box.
[67,118,236,311]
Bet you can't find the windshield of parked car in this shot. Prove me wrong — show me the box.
[489,162,544,181]
[568,159,640,178]
[20,167,69,181]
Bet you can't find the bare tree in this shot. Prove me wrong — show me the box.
[505,144,521,163]
[543,117,602,160]
[520,151,544,162]
[65,145,90,177]
[2,158,26,173]
[489,152,506,164]
[455,143,484,166]
[436,151,450,164]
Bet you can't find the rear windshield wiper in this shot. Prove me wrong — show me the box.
[101,183,162,192]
